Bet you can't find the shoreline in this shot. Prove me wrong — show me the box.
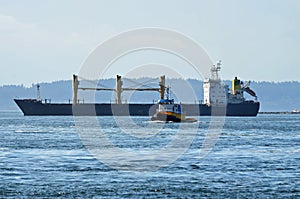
[259,111,300,114]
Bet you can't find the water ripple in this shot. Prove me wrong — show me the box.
[0,113,299,198]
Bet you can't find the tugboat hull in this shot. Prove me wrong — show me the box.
[151,112,182,122]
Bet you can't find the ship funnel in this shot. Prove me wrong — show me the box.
[232,77,241,95]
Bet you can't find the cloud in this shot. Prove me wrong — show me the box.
[0,15,46,50]
[0,15,86,53]
[0,14,119,53]
[0,14,120,85]
[0,15,33,31]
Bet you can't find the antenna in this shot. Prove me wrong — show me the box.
[217,60,221,70]
[210,60,222,80]
[166,86,171,100]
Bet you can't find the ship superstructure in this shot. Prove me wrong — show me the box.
[203,61,227,106]
[204,61,257,106]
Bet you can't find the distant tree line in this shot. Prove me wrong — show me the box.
[1,79,299,112]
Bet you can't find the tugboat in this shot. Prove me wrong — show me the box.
[151,98,184,122]
[151,88,196,122]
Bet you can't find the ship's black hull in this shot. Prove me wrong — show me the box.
[14,99,260,116]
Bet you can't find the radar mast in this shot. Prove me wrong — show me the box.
[210,60,222,80]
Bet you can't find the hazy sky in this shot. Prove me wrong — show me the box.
[0,0,299,86]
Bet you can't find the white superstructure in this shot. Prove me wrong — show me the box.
[203,61,227,106]
[203,61,257,106]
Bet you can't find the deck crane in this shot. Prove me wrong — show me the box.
[72,75,166,105]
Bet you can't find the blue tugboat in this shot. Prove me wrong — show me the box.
[151,98,185,122]
[151,88,197,122]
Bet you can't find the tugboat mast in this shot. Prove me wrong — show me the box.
[166,87,170,100]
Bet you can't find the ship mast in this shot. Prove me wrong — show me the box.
[159,75,165,99]
[36,83,41,102]
[72,74,79,105]
[210,60,221,80]
[116,75,122,104]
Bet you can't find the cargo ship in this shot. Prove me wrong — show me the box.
[14,61,260,116]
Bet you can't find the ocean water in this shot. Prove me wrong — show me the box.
[0,112,299,198]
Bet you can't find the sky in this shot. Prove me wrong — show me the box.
[0,0,300,86]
